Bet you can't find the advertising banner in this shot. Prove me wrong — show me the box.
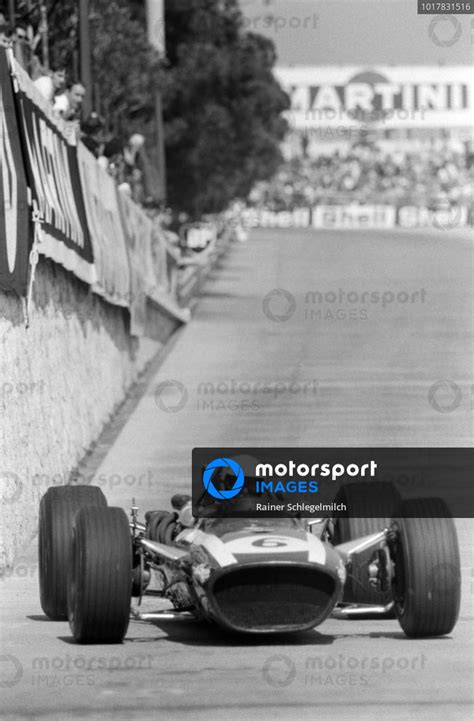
[77,143,130,306]
[118,189,156,336]
[312,204,396,230]
[0,49,29,295]
[12,59,95,285]
[241,207,312,229]
[276,66,474,130]
[397,205,470,230]
[150,222,169,292]
[240,204,471,230]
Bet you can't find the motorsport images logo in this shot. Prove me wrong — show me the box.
[428,380,464,413]
[428,15,462,48]
[262,289,297,322]
[202,457,245,500]
[0,655,23,687]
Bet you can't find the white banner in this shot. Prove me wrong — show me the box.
[240,204,471,230]
[397,205,469,229]
[312,205,396,230]
[118,189,158,336]
[150,222,169,293]
[77,143,130,306]
[241,208,311,229]
[276,66,473,130]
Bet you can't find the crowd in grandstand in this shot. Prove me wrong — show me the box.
[248,140,474,210]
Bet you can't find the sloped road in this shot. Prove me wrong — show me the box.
[1,228,472,721]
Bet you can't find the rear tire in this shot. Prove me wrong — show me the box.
[39,485,107,620]
[391,498,460,638]
[333,482,400,606]
[68,506,132,643]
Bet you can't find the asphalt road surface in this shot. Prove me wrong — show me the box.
[1,228,473,721]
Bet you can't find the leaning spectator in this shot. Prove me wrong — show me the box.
[123,133,146,168]
[12,23,29,69]
[102,137,125,181]
[81,112,105,157]
[54,81,86,121]
[34,66,66,104]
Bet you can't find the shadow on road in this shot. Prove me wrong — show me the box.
[129,618,336,647]
[368,631,454,641]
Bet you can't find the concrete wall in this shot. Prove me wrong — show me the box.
[0,258,164,571]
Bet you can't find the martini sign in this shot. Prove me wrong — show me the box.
[276,66,473,129]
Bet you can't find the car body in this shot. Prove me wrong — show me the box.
[151,516,347,634]
[38,485,461,644]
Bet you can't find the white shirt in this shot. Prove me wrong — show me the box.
[33,75,54,103]
[54,93,69,116]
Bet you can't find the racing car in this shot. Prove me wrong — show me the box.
[38,482,461,643]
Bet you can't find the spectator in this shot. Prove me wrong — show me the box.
[12,23,29,68]
[248,140,473,211]
[81,112,105,157]
[123,134,146,204]
[123,133,145,167]
[102,137,126,181]
[54,81,86,121]
[34,66,66,104]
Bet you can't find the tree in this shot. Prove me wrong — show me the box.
[88,1,163,138]
[162,0,289,216]
[39,0,289,216]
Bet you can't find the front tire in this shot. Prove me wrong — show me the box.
[39,485,107,620]
[391,498,461,637]
[68,506,132,643]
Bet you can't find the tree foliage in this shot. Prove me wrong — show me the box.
[41,0,289,216]
[162,0,289,216]
[88,1,162,137]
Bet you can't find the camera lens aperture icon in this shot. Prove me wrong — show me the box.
[154,380,188,413]
[0,472,23,505]
[428,15,462,48]
[262,289,296,322]
[262,655,296,688]
[0,654,23,687]
[428,380,462,413]
[202,458,245,500]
